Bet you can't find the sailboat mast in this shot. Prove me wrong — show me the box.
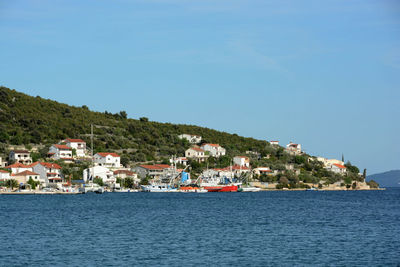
[91,124,94,182]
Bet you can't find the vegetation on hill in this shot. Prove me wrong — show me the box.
[0,86,367,188]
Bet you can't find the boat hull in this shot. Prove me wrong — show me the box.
[204,185,238,192]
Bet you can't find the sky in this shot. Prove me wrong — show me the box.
[0,0,399,174]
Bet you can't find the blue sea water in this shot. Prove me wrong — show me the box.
[0,189,399,266]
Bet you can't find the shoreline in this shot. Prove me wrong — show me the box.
[0,188,386,195]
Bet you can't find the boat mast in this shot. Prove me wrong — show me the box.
[91,124,94,183]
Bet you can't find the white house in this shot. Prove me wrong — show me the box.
[285,142,302,155]
[113,170,140,185]
[270,140,279,146]
[11,170,40,185]
[326,163,347,174]
[31,162,63,185]
[200,144,226,157]
[253,167,274,176]
[94,152,121,168]
[83,165,115,184]
[134,164,172,179]
[178,134,202,144]
[64,138,87,157]
[185,147,208,162]
[170,157,189,166]
[49,144,73,161]
[233,156,250,168]
[5,162,33,174]
[0,170,10,180]
[9,150,32,165]
[316,157,344,168]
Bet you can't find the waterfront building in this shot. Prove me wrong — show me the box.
[0,170,10,180]
[83,165,115,184]
[5,162,33,174]
[31,162,63,185]
[134,164,172,179]
[11,170,40,185]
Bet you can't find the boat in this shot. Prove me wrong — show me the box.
[203,185,238,192]
[179,186,207,193]
[141,184,178,192]
[240,187,261,192]
[79,183,104,194]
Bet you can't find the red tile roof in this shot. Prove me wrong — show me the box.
[333,163,346,169]
[66,138,85,143]
[113,170,135,176]
[189,147,204,152]
[53,144,71,150]
[96,152,120,158]
[5,163,31,169]
[202,143,220,147]
[30,162,62,169]
[0,170,9,173]
[11,170,39,176]
[48,177,62,180]
[139,164,171,170]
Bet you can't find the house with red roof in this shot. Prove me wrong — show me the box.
[185,146,209,162]
[31,162,63,185]
[285,142,302,155]
[9,150,32,165]
[11,170,40,185]
[5,162,33,174]
[49,144,73,162]
[253,167,274,176]
[94,152,121,168]
[63,138,87,157]
[200,143,226,157]
[326,163,347,175]
[134,164,173,179]
[270,140,279,146]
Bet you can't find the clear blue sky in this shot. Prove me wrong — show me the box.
[1,0,399,174]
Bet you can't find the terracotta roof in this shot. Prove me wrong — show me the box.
[31,162,62,169]
[114,170,135,176]
[234,156,249,159]
[96,152,120,158]
[333,163,346,169]
[231,165,250,170]
[0,170,9,173]
[66,138,85,143]
[48,177,62,180]
[202,144,220,147]
[5,163,31,169]
[11,170,39,176]
[53,144,71,150]
[189,147,204,152]
[139,164,171,170]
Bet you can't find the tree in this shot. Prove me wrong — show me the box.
[125,177,134,188]
[119,111,127,119]
[6,179,18,190]
[140,117,149,122]
[363,169,367,179]
[367,179,379,188]
[27,177,40,190]
[93,177,104,186]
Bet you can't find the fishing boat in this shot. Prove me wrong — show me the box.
[240,187,261,192]
[203,185,238,192]
[79,183,104,194]
[179,186,207,193]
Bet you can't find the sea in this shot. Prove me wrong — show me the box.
[0,188,399,266]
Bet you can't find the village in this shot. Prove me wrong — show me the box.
[0,133,374,193]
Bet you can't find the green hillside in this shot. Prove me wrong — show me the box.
[0,86,269,161]
[0,86,366,188]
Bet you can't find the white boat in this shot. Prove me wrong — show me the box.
[141,184,178,192]
[241,187,261,192]
[79,183,104,194]
[113,189,139,193]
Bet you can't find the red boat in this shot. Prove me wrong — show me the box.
[204,185,238,192]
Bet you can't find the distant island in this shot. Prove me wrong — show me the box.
[367,170,400,188]
[0,86,380,191]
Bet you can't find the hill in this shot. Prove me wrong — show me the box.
[0,86,365,188]
[367,170,400,187]
[0,86,271,162]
